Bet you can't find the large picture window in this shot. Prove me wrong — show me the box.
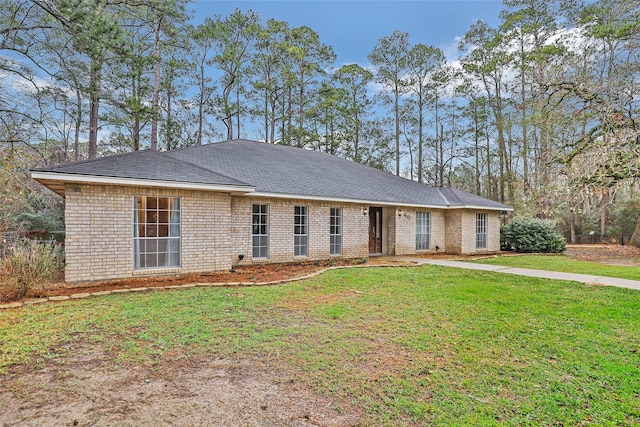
[416,211,430,251]
[252,204,269,258]
[133,196,181,269]
[294,206,308,256]
[476,213,487,249]
[330,208,342,255]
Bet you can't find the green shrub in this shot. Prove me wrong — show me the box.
[501,217,566,253]
[0,240,64,302]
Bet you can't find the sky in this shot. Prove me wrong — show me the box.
[191,0,505,65]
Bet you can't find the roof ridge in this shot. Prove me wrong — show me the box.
[436,187,451,206]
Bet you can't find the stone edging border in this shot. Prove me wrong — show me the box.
[0,263,417,310]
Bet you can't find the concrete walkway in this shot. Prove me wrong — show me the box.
[399,257,640,291]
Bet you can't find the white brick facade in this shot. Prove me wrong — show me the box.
[63,185,501,282]
[64,183,233,282]
[231,197,369,265]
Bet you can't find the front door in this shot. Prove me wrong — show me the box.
[369,207,383,254]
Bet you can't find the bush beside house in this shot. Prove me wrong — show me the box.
[501,217,566,253]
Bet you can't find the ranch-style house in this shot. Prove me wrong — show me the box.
[32,139,512,283]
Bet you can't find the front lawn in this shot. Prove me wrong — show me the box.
[473,254,640,281]
[1,265,638,425]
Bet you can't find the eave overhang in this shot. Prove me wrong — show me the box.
[31,171,256,197]
[248,191,514,212]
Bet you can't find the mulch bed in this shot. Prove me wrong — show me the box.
[5,245,640,304]
[25,258,370,300]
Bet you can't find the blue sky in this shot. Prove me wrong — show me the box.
[192,1,504,65]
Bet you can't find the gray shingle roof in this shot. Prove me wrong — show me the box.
[164,139,510,210]
[33,149,250,187]
[34,139,511,210]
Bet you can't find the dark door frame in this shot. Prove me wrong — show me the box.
[368,207,383,254]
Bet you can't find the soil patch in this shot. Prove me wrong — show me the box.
[20,258,370,301]
[0,346,361,426]
[565,244,640,266]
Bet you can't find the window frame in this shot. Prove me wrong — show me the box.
[329,207,343,255]
[252,203,269,259]
[416,211,431,251]
[133,196,181,270]
[476,212,487,250]
[294,205,308,257]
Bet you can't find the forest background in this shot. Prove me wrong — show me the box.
[1,0,639,246]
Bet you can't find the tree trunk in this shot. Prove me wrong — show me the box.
[629,214,640,248]
[394,84,400,176]
[150,16,162,151]
[133,115,140,151]
[600,191,607,242]
[439,123,444,187]
[166,80,172,150]
[474,103,480,195]
[236,82,241,140]
[75,88,82,161]
[222,77,234,141]
[88,57,101,160]
[417,92,423,184]
[298,71,305,148]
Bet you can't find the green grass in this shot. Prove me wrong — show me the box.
[1,266,639,425]
[473,254,640,280]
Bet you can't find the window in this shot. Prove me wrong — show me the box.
[416,211,430,251]
[330,208,342,255]
[133,196,180,269]
[252,204,269,258]
[294,206,308,256]
[476,213,487,249]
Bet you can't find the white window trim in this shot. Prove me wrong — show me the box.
[133,196,181,270]
[416,211,430,251]
[252,203,269,259]
[294,206,308,257]
[476,213,487,250]
[330,207,343,256]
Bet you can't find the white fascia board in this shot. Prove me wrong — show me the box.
[31,172,255,194]
[463,205,514,212]
[249,191,511,211]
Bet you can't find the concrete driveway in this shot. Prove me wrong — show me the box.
[400,257,640,291]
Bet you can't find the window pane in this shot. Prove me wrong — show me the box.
[330,208,342,255]
[293,206,308,256]
[133,196,180,269]
[476,213,487,249]
[252,204,269,258]
[416,211,430,250]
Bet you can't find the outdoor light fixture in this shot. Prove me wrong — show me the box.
[362,208,368,216]
[398,209,403,217]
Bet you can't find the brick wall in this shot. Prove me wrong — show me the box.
[64,184,232,282]
[390,208,447,255]
[446,209,500,254]
[445,209,462,254]
[231,196,369,265]
[63,184,501,282]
